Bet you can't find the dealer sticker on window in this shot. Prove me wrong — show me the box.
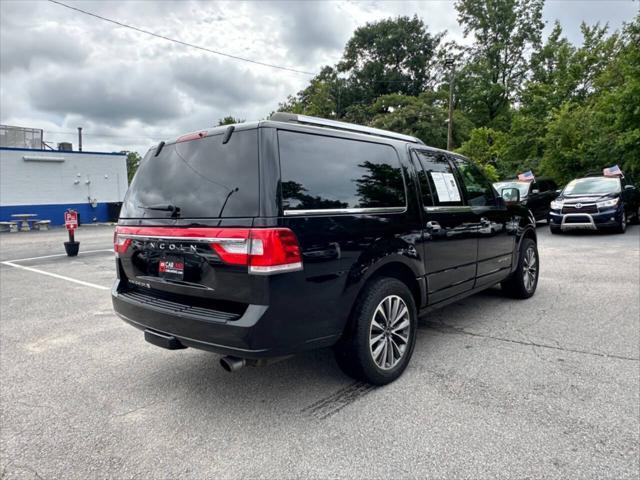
[431,172,462,202]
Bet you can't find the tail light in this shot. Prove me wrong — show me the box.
[113,226,302,275]
[211,228,303,274]
[113,229,132,256]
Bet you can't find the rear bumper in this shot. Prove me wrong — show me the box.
[548,208,621,230]
[111,280,338,358]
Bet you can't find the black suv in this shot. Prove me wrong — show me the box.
[112,113,538,385]
[548,174,640,234]
[493,178,559,222]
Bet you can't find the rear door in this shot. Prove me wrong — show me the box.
[412,149,478,304]
[449,155,515,288]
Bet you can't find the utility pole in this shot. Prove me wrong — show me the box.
[77,127,83,152]
[445,58,455,151]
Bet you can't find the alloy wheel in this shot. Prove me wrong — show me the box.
[369,295,411,370]
[522,246,538,293]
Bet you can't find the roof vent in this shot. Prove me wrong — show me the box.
[58,142,72,151]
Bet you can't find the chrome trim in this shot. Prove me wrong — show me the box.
[119,234,245,243]
[560,213,597,230]
[424,206,472,213]
[249,262,303,275]
[270,112,423,144]
[283,206,407,216]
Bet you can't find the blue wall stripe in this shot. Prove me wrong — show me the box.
[0,203,119,225]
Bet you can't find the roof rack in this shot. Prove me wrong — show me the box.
[269,112,425,145]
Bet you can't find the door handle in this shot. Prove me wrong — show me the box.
[426,221,441,232]
[480,217,491,227]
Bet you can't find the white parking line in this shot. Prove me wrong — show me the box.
[4,248,113,263]
[0,249,113,291]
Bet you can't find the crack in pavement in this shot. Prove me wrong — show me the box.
[421,321,640,362]
[4,462,44,480]
[112,400,160,418]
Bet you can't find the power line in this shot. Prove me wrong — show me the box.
[44,130,166,141]
[48,0,316,76]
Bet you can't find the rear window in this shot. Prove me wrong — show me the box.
[278,131,405,211]
[121,129,259,219]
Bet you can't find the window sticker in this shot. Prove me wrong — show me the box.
[431,172,461,202]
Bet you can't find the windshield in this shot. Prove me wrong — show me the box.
[563,177,620,196]
[120,129,259,219]
[494,181,530,196]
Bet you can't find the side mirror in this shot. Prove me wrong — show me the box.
[624,184,635,191]
[501,187,520,204]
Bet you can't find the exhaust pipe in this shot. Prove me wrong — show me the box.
[220,356,246,372]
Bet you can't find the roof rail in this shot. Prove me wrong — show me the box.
[269,112,425,145]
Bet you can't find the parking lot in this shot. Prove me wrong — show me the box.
[0,225,638,479]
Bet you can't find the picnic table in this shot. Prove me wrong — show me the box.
[11,214,38,232]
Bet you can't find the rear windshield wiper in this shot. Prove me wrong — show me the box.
[139,204,181,217]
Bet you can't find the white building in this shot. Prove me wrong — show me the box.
[0,126,128,225]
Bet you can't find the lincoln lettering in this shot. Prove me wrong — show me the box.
[133,240,198,253]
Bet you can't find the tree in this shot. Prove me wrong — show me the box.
[540,15,640,182]
[521,22,577,116]
[368,93,473,149]
[338,16,443,105]
[123,151,141,184]
[218,116,244,126]
[278,67,343,118]
[456,127,506,180]
[539,102,597,183]
[455,0,544,126]
[280,17,443,122]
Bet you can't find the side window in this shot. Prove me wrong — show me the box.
[414,151,463,206]
[278,131,406,210]
[451,156,496,207]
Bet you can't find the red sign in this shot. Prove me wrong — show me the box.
[64,210,78,231]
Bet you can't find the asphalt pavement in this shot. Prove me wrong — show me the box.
[0,224,638,479]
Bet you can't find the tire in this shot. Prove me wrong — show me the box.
[501,238,539,299]
[630,206,640,225]
[614,210,627,234]
[334,277,417,385]
[549,225,561,235]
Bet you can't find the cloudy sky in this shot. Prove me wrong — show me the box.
[1,0,637,155]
